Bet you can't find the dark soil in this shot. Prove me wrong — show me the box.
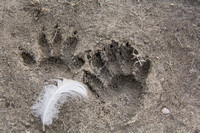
[0,0,199,132]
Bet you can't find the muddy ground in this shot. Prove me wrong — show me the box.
[0,0,200,132]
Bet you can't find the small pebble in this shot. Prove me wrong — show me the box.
[170,3,175,6]
[162,107,170,114]
[155,56,159,59]
[32,0,40,4]
[160,77,165,82]
[132,71,136,76]
[25,122,31,127]
[30,118,35,123]
[25,130,30,133]
[189,69,195,73]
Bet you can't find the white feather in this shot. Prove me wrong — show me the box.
[31,78,88,131]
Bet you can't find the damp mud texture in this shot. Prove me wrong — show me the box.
[0,0,200,132]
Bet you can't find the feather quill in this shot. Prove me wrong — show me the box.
[31,78,88,131]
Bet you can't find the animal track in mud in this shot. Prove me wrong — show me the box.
[19,26,151,128]
[83,40,151,123]
[19,46,36,66]
[21,51,36,65]
[20,25,84,72]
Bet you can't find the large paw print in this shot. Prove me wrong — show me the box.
[84,40,150,98]
[83,40,151,126]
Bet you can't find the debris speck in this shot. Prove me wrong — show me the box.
[25,130,30,133]
[30,118,35,123]
[162,107,170,114]
[160,77,165,82]
[170,3,175,6]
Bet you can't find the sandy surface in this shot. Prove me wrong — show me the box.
[0,0,200,132]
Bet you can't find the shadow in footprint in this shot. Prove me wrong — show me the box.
[20,48,36,66]
[63,36,78,60]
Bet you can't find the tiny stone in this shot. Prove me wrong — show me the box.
[25,130,30,133]
[132,71,136,76]
[32,0,40,4]
[162,107,170,114]
[170,3,175,6]
[30,118,34,123]
[160,77,165,82]
[189,69,195,73]
[42,8,50,13]
[25,122,31,127]
[130,37,134,41]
